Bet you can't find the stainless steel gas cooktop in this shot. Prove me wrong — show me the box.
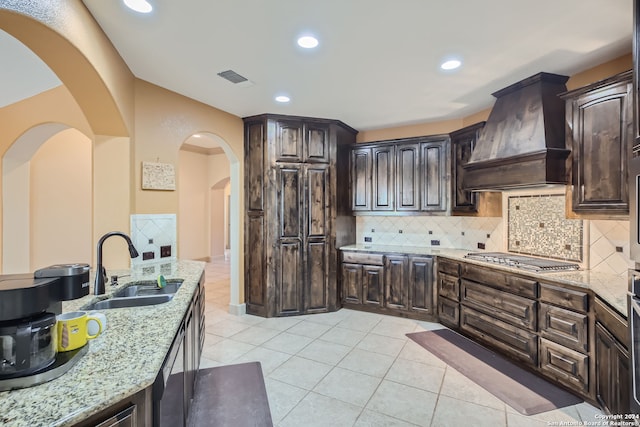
[464,252,580,272]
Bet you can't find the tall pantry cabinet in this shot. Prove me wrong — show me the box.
[244,114,357,317]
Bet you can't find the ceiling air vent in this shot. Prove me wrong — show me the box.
[217,69,249,84]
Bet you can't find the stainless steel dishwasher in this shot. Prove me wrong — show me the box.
[153,323,185,427]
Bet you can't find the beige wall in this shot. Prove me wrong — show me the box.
[178,149,211,260]
[31,129,92,269]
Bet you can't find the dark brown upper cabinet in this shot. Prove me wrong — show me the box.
[373,145,395,211]
[275,120,330,164]
[349,135,449,214]
[450,122,485,213]
[562,71,632,215]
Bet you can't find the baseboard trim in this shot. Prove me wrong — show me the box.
[228,303,246,316]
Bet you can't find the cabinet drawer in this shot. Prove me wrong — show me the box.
[539,303,588,353]
[539,283,588,313]
[437,258,460,276]
[461,264,538,298]
[461,280,537,331]
[540,337,589,393]
[438,273,460,301]
[342,251,384,266]
[594,297,628,347]
[438,297,459,328]
[460,305,538,366]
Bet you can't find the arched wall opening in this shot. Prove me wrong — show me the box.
[178,132,242,313]
[3,124,92,273]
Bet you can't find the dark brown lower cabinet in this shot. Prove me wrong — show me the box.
[595,323,630,415]
[341,251,435,321]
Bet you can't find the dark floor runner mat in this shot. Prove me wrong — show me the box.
[406,329,583,415]
[188,362,273,427]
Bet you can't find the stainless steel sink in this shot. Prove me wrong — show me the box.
[112,280,183,297]
[84,294,175,310]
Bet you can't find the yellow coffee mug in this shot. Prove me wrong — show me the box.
[56,311,103,352]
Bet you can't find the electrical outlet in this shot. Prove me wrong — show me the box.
[477,242,486,250]
[431,240,440,246]
[364,236,372,243]
[160,245,172,258]
[143,251,155,260]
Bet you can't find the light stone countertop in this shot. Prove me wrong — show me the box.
[0,259,205,427]
[341,244,629,317]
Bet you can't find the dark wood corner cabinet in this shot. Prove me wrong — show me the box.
[449,122,485,213]
[244,114,357,317]
[350,135,449,214]
[436,257,630,414]
[341,250,436,321]
[562,70,633,215]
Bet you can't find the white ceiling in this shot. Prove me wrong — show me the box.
[0,0,634,131]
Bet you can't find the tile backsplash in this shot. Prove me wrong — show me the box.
[355,195,633,277]
[507,194,583,262]
[130,214,177,269]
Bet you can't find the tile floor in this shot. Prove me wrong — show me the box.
[200,258,604,427]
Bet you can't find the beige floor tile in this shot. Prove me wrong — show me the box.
[313,367,382,407]
[336,312,382,333]
[318,326,367,347]
[438,366,506,410]
[234,313,267,326]
[385,358,445,393]
[356,333,406,357]
[297,340,352,365]
[268,356,333,390]
[286,320,334,339]
[229,325,281,346]
[202,332,224,346]
[301,309,354,326]
[232,346,292,375]
[506,404,583,425]
[207,318,252,338]
[258,316,303,332]
[262,332,314,355]
[264,378,308,424]
[278,392,362,427]
[354,409,419,427]
[371,317,419,339]
[338,348,395,378]
[431,395,506,427]
[198,356,223,370]
[366,380,438,426]
[397,340,447,368]
[201,338,255,363]
[574,402,604,423]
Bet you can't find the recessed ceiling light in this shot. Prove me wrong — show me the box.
[275,95,291,103]
[297,36,319,49]
[441,59,462,70]
[123,0,153,13]
[192,134,202,138]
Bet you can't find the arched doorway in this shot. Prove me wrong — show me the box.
[3,125,92,273]
[178,132,242,314]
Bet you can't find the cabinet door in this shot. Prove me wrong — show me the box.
[304,166,329,312]
[372,145,395,211]
[351,148,372,211]
[246,121,265,211]
[276,166,303,315]
[276,120,303,163]
[595,322,630,415]
[409,256,434,315]
[363,265,384,307]
[570,80,632,213]
[396,143,420,211]
[342,263,363,304]
[451,124,483,212]
[305,123,330,163]
[420,140,447,212]
[384,255,408,311]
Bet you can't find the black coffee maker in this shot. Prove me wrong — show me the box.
[0,264,89,379]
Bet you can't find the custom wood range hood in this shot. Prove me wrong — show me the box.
[462,72,570,191]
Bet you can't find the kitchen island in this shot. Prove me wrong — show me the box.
[0,260,205,427]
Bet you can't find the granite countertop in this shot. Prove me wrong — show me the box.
[0,260,205,427]
[341,244,629,317]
